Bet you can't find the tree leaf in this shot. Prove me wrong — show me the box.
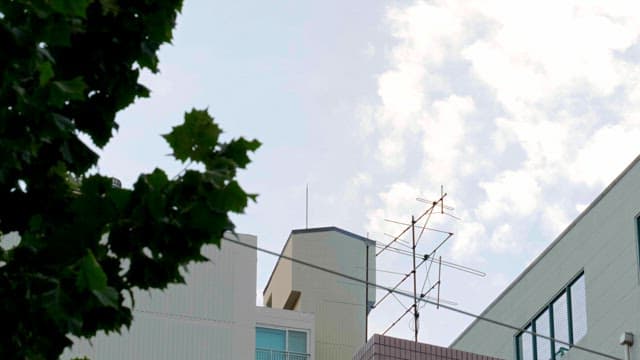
[163,109,221,163]
[38,62,55,86]
[76,250,107,291]
[49,77,87,107]
[48,0,92,18]
[91,287,119,308]
[220,138,261,168]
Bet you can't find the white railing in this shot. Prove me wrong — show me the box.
[255,348,310,360]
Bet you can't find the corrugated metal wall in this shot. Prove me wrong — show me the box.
[64,234,257,360]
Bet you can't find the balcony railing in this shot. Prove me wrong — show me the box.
[256,348,310,360]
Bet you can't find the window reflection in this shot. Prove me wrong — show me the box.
[535,309,551,360]
[571,275,587,343]
[519,325,534,360]
[552,293,570,356]
[516,273,586,360]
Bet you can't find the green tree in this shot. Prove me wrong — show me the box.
[0,1,259,358]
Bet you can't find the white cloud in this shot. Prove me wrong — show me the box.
[489,223,517,254]
[464,0,639,110]
[367,182,423,237]
[542,204,571,238]
[450,221,486,262]
[569,125,640,187]
[421,95,475,185]
[363,0,640,262]
[477,170,542,221]
[358,0,640,345]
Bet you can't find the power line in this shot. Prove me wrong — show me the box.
[225,236,622,360]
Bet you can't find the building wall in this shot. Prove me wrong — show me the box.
[264,227,376,360]
[353,334,502,360]
[64,233,257,360]
[265,240,294,308]
[451,157,640,360]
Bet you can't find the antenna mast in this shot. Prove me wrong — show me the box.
[304,184,309,229]
[373,187,484,342]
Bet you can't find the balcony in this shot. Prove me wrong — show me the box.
[256,348,310,360]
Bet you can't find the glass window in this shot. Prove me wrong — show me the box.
[552,293,570,357]
[516,273,587,360]
[535,309,551,360]
[256,327,285,351]
[637,216,640,270]
[570,275,587,343]
[288,330,307,354]
[519,325,534,360]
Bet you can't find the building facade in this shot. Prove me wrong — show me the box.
[65,233,315,360]
[256,307,315,360]
[353,334,502,360]
[451,156,640,360]
[264,227,376,360]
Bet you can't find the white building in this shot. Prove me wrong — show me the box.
[263,227,376,360]
[66,233,315,360]
[451,156,640,360]
[256,307,315,360]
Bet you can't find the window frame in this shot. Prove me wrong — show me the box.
[255,325,310,356]
[515,272,586,360]
[636,215,640,284]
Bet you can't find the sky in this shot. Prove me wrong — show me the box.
[95,0,640,347]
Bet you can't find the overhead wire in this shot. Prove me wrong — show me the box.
[391,292,410,311]
[224,236,623,360]
[377,268,410,276]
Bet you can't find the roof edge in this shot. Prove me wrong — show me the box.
[450,153,640,347]
[290,226,375,245]
[262,226,374,295]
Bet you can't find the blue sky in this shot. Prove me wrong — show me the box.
[96,0,640,346]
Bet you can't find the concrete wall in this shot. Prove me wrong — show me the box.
[353,334,502,360]
[451,157,640,360]
[264,227,376,360]
[256,306,315,359]
[65,233,257,360]
[265,240,294,309]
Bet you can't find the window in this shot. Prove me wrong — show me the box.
[570,275,587,343]
[516,273,587,360]
[519,325,534,360]
[552,293,570,356]
[535,309,551,359]
[256,326,309,360]
[637,216,640,272]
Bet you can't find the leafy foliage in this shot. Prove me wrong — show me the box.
[0,1,259,359]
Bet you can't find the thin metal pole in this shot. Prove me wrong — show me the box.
[437,255,442,309]
[365,242,369,344]
[412,215,418,342]
[305,184,308,229]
